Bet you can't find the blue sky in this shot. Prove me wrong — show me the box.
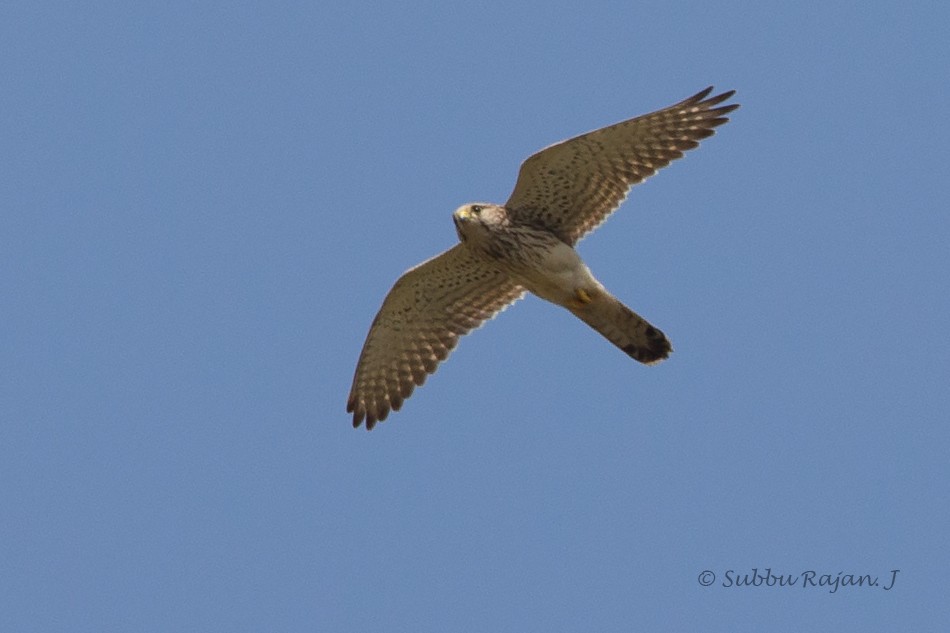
[2,1,948,631]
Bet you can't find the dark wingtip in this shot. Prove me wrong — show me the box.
[697,88,740,128]
[711,88,737,102]
[680,87,739,116]
[351,407,364,429]
[701,88,738,107]
[347,395,364,429]
[362,406,389,431]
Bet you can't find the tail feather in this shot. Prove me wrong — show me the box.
[569,291,671,364]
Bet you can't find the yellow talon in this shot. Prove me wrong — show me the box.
[568,288,595,308]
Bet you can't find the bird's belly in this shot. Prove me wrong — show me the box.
[512,241,599,306]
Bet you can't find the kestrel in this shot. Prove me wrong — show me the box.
[348,87,738,429]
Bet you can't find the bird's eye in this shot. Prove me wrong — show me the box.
[471,205,482,214]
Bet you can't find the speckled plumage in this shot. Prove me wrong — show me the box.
[505,87,738,244]
[347,87,738,429]
[346,245,524,429]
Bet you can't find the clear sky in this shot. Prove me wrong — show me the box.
[2,1,948,631]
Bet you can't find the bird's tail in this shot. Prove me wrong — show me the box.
[568,290,672,364]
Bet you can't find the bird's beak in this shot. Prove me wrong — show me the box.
[455,206,472,221]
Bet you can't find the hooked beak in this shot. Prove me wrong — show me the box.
[453,207,469,240]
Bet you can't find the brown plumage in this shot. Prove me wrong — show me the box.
[347,87,738,429]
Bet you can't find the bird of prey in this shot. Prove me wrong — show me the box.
[347,87,738,429]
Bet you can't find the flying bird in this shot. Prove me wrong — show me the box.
[347,87,738,429]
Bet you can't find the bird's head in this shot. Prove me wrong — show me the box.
[452,203,507,242]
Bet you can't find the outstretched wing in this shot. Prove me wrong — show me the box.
[347,244,524,429]
[505,87,738,245]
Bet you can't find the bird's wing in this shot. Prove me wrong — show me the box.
[347,244,524,429]
[505,87,738,245]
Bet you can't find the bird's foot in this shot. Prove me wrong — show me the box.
[568,287,595,309]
